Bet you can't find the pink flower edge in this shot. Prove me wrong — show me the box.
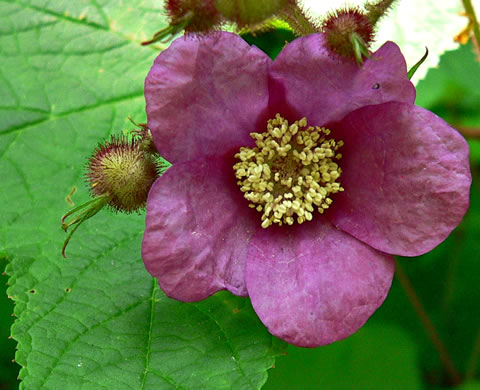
[326,102,471,256]
[245,220,394,347]
[142,32,471,347]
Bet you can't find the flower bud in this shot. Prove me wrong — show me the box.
[322,8,374,64]
[61,127,165,257]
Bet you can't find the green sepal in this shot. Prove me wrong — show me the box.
[350,32,371,66]
[61,195,109,258]
[408,47,429,80]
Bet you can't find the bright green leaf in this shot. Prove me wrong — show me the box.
[0,1,285,388]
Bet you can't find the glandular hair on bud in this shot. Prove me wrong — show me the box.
[215,0,289,27]
[322,8,374,61]
[86,135,159,213]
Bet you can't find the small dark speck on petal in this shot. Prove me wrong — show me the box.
[372,83,380,90]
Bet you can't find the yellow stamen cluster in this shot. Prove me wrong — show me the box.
[233,114,344,228]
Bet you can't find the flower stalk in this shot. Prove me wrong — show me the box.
[466,328,480,381]
[395,260,463,386]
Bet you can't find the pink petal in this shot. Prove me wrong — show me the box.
[142,156,260,301]
[245,220,394,347]
[269,36,416,124]
[328,102,471,256]
[145,32,271,164]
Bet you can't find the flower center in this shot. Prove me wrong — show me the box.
[233,114,344,228]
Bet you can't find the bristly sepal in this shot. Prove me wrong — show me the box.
[86,134,159,213]
[61,123,164,257]
[322,7,374,65]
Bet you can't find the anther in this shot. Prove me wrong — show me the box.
[233,114,344,228]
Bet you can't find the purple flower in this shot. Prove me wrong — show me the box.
[142,32,471,347]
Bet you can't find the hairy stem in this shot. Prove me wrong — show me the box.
[277,2,318,36]
[366,0,398,26]
[395,260,463,385]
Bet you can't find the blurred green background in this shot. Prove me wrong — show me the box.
[2,30,480,390]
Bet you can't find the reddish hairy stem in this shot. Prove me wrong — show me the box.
[277,2,318,36]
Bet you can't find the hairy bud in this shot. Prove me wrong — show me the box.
[61,125,166,257]
[86,135,159,213]
[322,8,374,64]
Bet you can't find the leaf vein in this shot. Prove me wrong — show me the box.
[22,232,139,332]
[0,92,144,137]
[4,0,109,32]
[191,304,256,389]
[138,279,184,390]
[36,298,148,389]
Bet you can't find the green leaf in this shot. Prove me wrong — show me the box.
[415,42,480,117]
[0,1,285,388]
[241,29,295,60]
[264,323,423,390]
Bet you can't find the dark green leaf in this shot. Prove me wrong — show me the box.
[0,1,285,388]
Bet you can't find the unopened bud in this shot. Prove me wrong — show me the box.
[322,8,374,64]
[61,123,167,257]
[86,135,159,213]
